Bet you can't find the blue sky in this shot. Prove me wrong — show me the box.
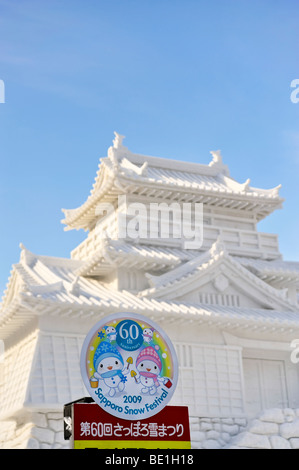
[0,0,298,297]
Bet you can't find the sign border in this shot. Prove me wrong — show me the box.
[80,312,179,420]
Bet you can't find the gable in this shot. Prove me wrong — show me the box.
[173,272,274,309]
[142,253,296,311]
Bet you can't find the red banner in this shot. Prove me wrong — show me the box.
[72,403,190,449]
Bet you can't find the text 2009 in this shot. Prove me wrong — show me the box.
[123,395,142,404]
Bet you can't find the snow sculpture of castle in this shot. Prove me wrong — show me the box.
[0,133,299,449]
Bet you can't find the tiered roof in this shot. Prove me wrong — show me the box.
[1,243,299,343]
[61,133,283,231]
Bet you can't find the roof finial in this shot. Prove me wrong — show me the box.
[210,235,226,258]
[210,150,223,164]
[19,242,35,265]
[209,150,230,176]
[113,131,125,149]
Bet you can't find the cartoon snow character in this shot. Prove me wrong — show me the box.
[142,327,154,344]
[135,346,164,395]
[93,342,128,397]
[104,325,117,342]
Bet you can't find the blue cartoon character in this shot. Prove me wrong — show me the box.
[104,325,117,342]
[92,342,128,397]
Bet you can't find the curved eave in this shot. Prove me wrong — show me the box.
[2,292,299,343]
[0,296,37,342]
[61,172,284,231]
[61,159,117,231]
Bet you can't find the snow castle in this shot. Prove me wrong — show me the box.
[1,133,299,449]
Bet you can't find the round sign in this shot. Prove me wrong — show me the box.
[80,313,178,420]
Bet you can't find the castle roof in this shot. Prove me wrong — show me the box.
[61,133,283,231]
[1,243,298,342]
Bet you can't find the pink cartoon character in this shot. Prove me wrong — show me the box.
[135,346,165,395]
